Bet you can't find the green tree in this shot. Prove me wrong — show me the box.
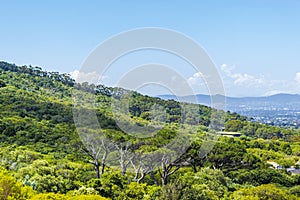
[231,184,297,200]
[0,169,35,200]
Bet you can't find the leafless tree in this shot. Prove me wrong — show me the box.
[130,153,156,183]
[115,142,134,176]
[80,132,113,178]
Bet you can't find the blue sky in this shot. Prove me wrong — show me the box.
[1,0,300,96]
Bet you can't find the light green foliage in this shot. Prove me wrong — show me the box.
[0,168,35,200]
[97,172,127,198]
[72,186,98,195]
[30,193,109,200]
[124,182,160,200]
[228,168,297,187]
[159,168,230,200]
[289,185,300,197]
[30,193,68,200]
[67,195,109,200]
[231,184,297,200]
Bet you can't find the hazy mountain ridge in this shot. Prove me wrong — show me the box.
[158,93,300,108]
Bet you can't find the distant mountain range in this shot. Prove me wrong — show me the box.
[158,93,300,112]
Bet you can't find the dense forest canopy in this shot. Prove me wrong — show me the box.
[0,61,300,199]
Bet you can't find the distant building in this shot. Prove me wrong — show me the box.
[217,132,241,137]
[267,161,300,174]
[286,167,300,175]
[267,161,283,170]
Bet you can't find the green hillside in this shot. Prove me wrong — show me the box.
[0,61,300,199]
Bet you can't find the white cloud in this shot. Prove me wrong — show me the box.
[221,64,264,86]
[221,64,236,72]
[295,72,300,83]
[70,70,106,84]
[187,72,206,86]
[185,72,211,95]
[220,64,300,96]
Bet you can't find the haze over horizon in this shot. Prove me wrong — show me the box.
[1,0,300,97]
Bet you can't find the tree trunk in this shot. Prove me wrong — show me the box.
[95,160,100,179]
[161,175,168,186]
[161,163,168,186]
[150,171,159,186]
[101,149,108,175]
[121,167,126,176]
[160,162,180,186]
[137,172,146,183]
[192,162,197,173]
[101,163,105,175]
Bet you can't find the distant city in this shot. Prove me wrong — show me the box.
[159,93,300,128]
[227,101,300,128]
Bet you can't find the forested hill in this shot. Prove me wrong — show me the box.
[0,61,300,199]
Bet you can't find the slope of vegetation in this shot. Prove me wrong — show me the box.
[0,61,300,199]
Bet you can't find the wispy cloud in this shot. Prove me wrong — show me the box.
[295,72,300,83]
[186,72,213,95]
[187,72,205,86]
[220,64,300,96]
[70,70,107,84]
[221,64,264,86]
